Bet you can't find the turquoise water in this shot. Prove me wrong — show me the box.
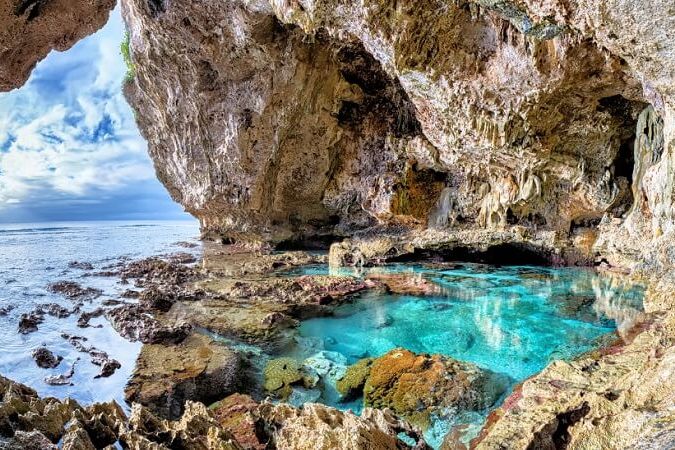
[276,263,645,447]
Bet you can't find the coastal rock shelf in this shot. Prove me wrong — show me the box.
[0,0,674,448]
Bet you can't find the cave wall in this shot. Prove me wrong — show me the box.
[0,0,116,91]
[120,0,674,262]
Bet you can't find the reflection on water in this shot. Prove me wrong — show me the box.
[279,262,646,447]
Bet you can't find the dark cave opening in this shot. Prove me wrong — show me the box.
[388,242,554,266]
[275,234,341,251]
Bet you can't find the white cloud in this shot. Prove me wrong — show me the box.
[0,6,159,212]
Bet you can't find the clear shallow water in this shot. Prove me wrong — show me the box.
[0,220,200,407]
[276,263,646,447]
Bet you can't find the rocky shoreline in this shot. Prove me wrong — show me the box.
[0,239,671,449]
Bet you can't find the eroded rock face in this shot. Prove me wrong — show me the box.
[121,0,674,262]
[0,0,115,91]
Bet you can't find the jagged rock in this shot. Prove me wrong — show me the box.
[0,0,115,91]
[105,304,191,345]
[61,334,120,379]
[125,333,241,419]
[0,375,79,441]
[31,347,62,369]
[44,360,78,386]
[76,308,105,328]
[17,312,42,334]
[35,303,71,318]
[471,307,675,450]
[0,431,57,449]
[258,402,431,450]
[47,282,102,301]
[0,306,13,316]
[211,394,266,450]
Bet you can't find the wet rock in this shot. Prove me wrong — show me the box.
[201,245,327,277]
[47,282,102,301]
[357,348,507,428]
[76,308,105,328]
[17,312,43,334]
[44,360,78,386]
[0,306,14,316]
[137,286,175,312]
[61,334,121,379]
[68,261,94,270]
[35,303,71,318]
[163,274,373,349]
[119,257,198,287]
[105,305,191,345]
[336,358,373,399]
[125,333,241,419]
[31,347,62,369]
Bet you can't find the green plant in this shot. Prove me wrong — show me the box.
[120,32,136,83]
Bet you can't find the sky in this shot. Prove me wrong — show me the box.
[0,7,191,223]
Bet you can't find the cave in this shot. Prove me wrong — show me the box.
[389,242,554,266]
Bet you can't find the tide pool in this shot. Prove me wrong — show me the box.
[274,263,645,448]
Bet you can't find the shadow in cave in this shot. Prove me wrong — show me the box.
[389,243,554,266]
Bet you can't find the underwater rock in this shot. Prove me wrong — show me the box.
[366,273,443,296]
[47,282,102,302]
[336,358,374,400]
[125,333,241,419]
[31,347,62,369]
[263,358,311,401]
[362,348,507,429]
